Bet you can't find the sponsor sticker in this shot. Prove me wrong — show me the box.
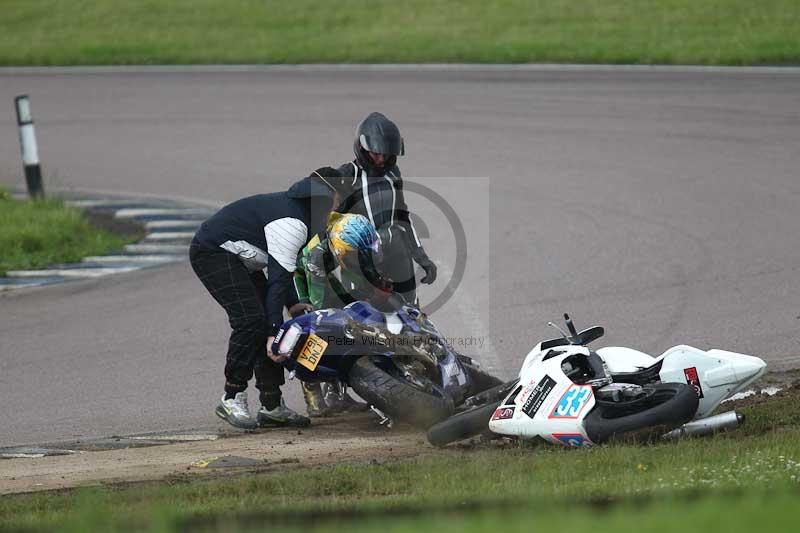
[549,385,593,419]
[491,406,515,421]
[521,375,557,418]
[553,433,592,448]
[684,367,705,398]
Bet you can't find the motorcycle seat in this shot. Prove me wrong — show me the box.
[609,359,663,385]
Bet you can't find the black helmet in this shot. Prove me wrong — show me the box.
[353,112,404,172]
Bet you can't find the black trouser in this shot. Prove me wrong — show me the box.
[189,243,285,404]
[380,232,417,304]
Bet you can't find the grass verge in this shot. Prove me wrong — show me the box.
[1,385,799,531]
[0,1,798,66]
[0,188,138,276]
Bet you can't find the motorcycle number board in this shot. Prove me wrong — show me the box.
[296,333,328,371]
[549,385,593,419]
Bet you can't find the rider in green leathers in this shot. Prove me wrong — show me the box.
[292,212,392,416]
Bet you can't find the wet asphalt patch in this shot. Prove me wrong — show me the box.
[0,430,226,459]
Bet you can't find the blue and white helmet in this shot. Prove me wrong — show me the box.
[328,213,380,267]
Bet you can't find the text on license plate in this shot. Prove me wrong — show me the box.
[296,334,328,371]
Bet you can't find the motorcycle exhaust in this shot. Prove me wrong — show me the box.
[663,410,744,439]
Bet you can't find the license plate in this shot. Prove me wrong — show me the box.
[296,333,328,371]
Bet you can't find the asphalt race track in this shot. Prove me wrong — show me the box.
[1,66,799,447]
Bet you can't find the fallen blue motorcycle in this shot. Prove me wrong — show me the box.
[271,301,501,428]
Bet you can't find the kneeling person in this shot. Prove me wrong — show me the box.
[293,213,391,416]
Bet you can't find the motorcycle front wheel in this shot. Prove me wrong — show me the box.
[426,378,519,446]
[348,356,455,429]
[426,400,502,447]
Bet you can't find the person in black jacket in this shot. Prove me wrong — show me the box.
[335,112,437,301]
[189,167,344,429]
[298,113,438,416]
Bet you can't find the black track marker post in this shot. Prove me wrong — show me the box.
[14,95,44,198]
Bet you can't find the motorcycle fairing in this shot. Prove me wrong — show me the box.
[491,406,515,420]
[490,348,596,446]
[657,346,766,418]
[439,351,470,399]
[275,301,473,401]
[552,433,592,447]
[347,301,471,401]
[277,305,394,382]
[548,385,593,419]
[342,301,387,328]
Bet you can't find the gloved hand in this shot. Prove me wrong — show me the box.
[266,336,287,363]
[413,249,437,284]
[289,302,313,318]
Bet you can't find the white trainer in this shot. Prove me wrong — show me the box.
[215,392,257,429]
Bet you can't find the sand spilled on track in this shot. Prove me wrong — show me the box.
[0,414,427,495]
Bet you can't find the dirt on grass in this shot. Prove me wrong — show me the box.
[0,414,429,495]
[2,372,796,497]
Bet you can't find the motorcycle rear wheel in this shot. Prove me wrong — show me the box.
[348,357,455,429]
[584,382,699,443]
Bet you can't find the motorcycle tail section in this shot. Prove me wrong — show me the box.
[657,345,767,419]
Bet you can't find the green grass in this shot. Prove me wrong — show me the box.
[0,1,798,66]
[202,493,800,533]
[1,389,799,531]
[5,490,800,533]
[0,188,136,276]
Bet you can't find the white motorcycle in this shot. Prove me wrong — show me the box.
[427,314,767,447]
